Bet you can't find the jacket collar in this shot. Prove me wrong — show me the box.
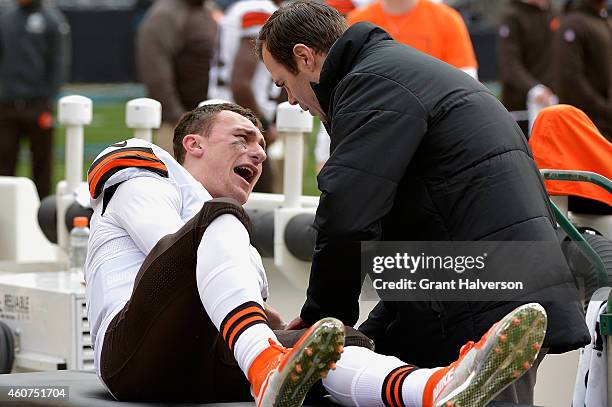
[311,22,392,117]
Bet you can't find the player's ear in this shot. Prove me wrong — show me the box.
[183,134,205,158]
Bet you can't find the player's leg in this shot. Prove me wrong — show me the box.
[101,198,343,406]
[273,326,375,403]
[196,199,344,406]
[0,105,21,178]
[323,303,547,407]
[26,101,53,198]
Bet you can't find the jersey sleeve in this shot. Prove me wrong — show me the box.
[106,176,183,256]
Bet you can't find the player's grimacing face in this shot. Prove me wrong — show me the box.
[199,111,266,204]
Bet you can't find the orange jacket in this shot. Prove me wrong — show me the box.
[530,104,612,206]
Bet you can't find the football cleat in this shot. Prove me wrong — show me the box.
[249,317,345,407]
[424,303,547,407]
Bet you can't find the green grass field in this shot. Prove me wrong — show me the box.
[15,101,321,196]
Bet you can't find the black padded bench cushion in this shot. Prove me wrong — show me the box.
[0,370,539,406]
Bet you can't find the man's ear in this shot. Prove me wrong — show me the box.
[182,134,205,158]
[293,44,316,72]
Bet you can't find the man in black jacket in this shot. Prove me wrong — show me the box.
[257,1,589,404]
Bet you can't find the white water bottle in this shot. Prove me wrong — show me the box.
[70,216,89,274]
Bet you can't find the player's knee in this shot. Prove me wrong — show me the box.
[197,198,252,237]
[344,326,375,350]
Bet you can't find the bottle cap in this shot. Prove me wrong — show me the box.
[73,216,89,228]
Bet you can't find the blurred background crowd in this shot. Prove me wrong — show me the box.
[0,0,610,204]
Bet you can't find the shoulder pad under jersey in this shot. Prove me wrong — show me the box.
[87,139,169,199]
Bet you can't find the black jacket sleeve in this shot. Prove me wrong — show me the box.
[300,72,427,325]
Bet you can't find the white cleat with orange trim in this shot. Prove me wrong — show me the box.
[248,317,345,407]
[424,303,548,407]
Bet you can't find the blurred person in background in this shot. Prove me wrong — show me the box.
[497,0,559,137]
[326,0,442,16]
[315,0,478,173]
[208,0,282,192]
[347,0,478,79]
[136,0,217,154]
[555,0,612,141]
[0,0,71,199]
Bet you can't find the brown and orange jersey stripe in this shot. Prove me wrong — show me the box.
[326,0,356,15]
[241,11,271,28]
[87,146,169,199]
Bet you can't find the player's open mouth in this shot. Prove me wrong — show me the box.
[234,165,257,184]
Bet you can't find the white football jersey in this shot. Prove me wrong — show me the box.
[85,138,268,384]
[208,0,280,122]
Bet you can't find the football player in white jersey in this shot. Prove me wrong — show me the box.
[86,102,547,407]
[209,0,282,192]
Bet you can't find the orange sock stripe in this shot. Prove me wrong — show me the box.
[227,315,268,351]
[393,368,414,407]
[221,306,267,340]
[220,302,268,352]
[382,366,412,407]
[390,368,412,407]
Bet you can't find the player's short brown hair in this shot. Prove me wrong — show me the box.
[173,103,261,163]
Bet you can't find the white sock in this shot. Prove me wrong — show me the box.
[196,214,276,375]
[402,368,442,407]
[323,346,439,407]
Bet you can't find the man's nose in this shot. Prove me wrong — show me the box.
[287,90,298,105]
[250,144,267,163]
